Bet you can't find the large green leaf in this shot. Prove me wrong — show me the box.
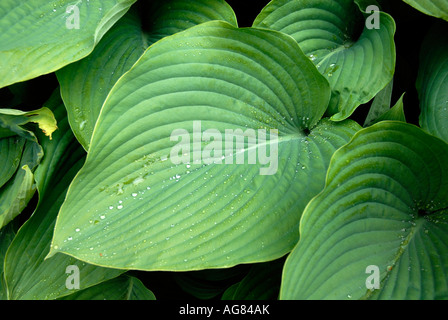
[253,0,396,121]
[49,21,361,271]
[4,91,123,300]
[57,0,237,151]
[402,0,448,21]
[417,22,448,143]
[145,0,238,45]
[57,9,147,151]
[0,0,137,89]
[0,136,25,188]
[281,121,448,300]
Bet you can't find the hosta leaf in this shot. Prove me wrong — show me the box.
[0,136,25,188]
[281,121,448,300]
[4,91,123,300]
[0,0,137,89]
[145,0,238,45]
[402,0,448,21]
[49,21,361,271]
[253,0,396,121]
[57,0,237,151]
[417,22,448,143]
[0,107,57,141]
[0,140,42,229]
[57,10,147,151]
[59,275,155,300]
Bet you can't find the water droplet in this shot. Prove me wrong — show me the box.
[75,228,80,232]
[79,120,87,131]
[117,205,123,210]
[100,215,106,220]
[132,193,138,197]
[133,177,144,186]
[109,206,114,210]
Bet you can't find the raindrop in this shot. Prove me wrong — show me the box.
[79,120,87,131]
[133,177,144,186]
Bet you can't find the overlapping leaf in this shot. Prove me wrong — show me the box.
[57,0,238,151]
[49,21,361,271]
[417,22,448,143]
[0,140,42,229]
[57,9,147,150]
[253,0,396,121]
[403,0,448,21]
[0,107,57,141]
[281,121,448,300]
[145,0,238,45]
[4,91,123,300]
[0,0,136,89]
